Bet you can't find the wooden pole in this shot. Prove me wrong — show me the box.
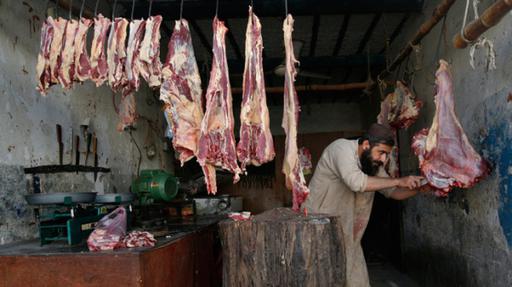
[378,0,457,80]
[453,0,512,49]
[232,82,369,94]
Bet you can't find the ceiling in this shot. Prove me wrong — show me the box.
[79,0,426,104]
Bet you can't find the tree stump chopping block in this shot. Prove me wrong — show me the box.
[219,208,346,287]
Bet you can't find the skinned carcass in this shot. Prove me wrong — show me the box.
[236,7,275,172]
[412,60,491,196]
[282,15,309,211]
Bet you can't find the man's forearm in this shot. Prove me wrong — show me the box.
[390,188,418,200]
[364,176,399,192]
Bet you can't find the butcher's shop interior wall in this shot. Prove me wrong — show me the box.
[0,0,173,245]
[388,0,512,285]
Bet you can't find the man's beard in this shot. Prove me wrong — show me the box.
[360,149,382,176]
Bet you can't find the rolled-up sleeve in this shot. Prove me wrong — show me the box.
[330,145,368,193]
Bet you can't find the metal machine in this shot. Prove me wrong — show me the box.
[131,170,179,205]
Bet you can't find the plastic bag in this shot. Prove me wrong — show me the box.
[87,206,127,251]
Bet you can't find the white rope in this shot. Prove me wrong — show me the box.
[466,0,497,71]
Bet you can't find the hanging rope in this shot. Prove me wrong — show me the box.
[466,0,496,71]
[131,0,136,20]
[69,0,73,19]
[148,0,153,18]
[79,0,86,19]
[93,0,100,16]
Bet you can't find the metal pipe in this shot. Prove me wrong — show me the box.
[378,0,457,79]
[231,82,369,94]
[453,0,512,49]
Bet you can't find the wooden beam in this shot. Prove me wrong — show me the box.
[378,0,457,80]
[232,82,369,94]
[309,14,321,57]
[356,13,382,53]
[332,14,351,56]
[453,0,512,49]
[189,19,212,57]
[225,19,242,60]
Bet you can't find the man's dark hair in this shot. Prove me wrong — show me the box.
[358,123,395,147]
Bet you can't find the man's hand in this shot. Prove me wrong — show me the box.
[397,176,424,190]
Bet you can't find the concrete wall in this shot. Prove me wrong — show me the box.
[387,0,512,285]
[0,0,172,245]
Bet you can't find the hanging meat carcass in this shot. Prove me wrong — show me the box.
[36,17,55,94]
[377,81,423,130]
[139,15,163,88]
[197,17,241,194]
[49,17,67,85]
[90,14,111,86]
[74,18,93,82]
[236,7,275,172]
[57,19,79,89]
[377,81,423,177]
[412,60,491,196]
[125,19,146,92]
[107,18,129,91]
[282,15,309,211]
[160,19,204,165]
[117,90,137,131]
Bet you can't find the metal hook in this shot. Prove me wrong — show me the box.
[94,0,100,17]
[179,0,184,20]
[79,0,86,19]
[215,0,219,18]
[111,0,118,20]
[69,0,73,19]
[44,0,50,17]
[131,0,136,20]
[148,0,153,18]
[285,0,288,16]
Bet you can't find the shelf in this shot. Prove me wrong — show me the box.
[24,165,111,175]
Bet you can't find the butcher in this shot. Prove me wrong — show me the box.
[303,123,428,287]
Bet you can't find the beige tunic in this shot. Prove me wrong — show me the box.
[303,139,394,287]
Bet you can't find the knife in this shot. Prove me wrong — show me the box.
[85,133,92,166]
[75,135,80,174]
[56,124,63,165]
[93,134,98,181]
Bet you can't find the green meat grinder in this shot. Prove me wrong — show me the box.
[131,170,179,205]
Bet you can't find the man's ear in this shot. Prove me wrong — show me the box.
[362,140,370,150]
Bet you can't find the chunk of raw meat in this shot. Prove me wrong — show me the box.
[36,17,54,94]
[107,18,129,92]
[116,90,137,132]
[125,19,146,92]
[74,18,93,82]
[377,81,423,178]
[57,19,79,89]
[377,81,423,130]
[139,15,162,88]
[49,17,67,85]
[236,7,275,172]
[160,19,204,165]
[197,17,241,194]
[412,60,491,196]
[120,231,156,248]
[90,14,111,86]
[282,15,309,211]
